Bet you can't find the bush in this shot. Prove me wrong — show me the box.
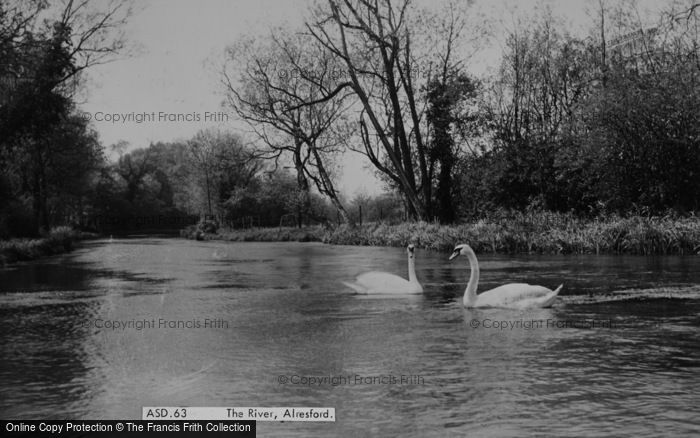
[0,226,85,266]
[322,212,700,255]
[180,219,219,240]
[198,219,219,234]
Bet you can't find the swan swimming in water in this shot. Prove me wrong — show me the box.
[449,243,562,308]
[343,244,423,294]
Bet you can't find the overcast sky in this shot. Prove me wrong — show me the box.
[79,0,662,197]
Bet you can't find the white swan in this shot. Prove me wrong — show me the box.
[449,243,562,308]
[343,244,423,294]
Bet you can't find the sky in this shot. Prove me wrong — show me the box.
[82,0,386,195]
[79,0,663,197]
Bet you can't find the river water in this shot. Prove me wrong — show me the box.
[1,238,699,437]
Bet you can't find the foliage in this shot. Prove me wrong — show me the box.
[197,219,219,234]
[307,0,484,221]
[576,58,700,212]
[187,129,260,218]
[323,211,700,255]
[457,2,700,217]
[203,226,325,243]
[0,0,129,235]
[2,0,699,247]
[346,192,406,225]
[0,226,91,266]
[90,138,336,234]
[426,73,480,223]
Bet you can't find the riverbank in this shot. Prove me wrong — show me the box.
[0,227,91,267]
[184,212,700,255]
[181,224,324,242]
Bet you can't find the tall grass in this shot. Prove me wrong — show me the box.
[0,226,85,266]
[182,212,700,255]
[323,212,700,255]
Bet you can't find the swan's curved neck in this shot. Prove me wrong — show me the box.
[463,247,479,306]
[408,255,418,284]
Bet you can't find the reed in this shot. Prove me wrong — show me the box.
[0,226,86,266]
[323,212,700,255]
[181,212,699,255]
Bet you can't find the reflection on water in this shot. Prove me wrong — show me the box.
[1,238,699,437]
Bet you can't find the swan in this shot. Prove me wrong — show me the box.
[343,244,423,294]
[449,243,562,308]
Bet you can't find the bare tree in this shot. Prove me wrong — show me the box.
[56,0,131,89]
[223,27,353,224]
[490,9,594,148]
[306,0,478,220]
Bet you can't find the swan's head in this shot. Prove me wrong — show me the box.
[406,244,416,259]
[449,243,472,260]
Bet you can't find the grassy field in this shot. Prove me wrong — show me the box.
[192,211,700,255]
[0,226,89,267]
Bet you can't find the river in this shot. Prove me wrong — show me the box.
[1,238,699,437]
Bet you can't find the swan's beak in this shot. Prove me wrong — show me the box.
[449,250,460,261]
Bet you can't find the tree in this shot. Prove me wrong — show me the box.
[485,10,595,211]
[0,0,130,234]
[187,129,260,220]
[114,145,154,206]
[307,0,480,221]
[466,1,700,216]
[43,113,103,225]
[426,72,478,223]
[577,1,700,212]
[223,169,334,228]
[223,27,353,224]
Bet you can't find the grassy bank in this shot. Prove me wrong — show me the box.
[0,226,89,267]
[181,225,324,242]
[183,212,700,255]
[324,212,700,255]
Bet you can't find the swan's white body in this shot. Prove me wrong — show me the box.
[343,245,423,294]
[450,244,562,308]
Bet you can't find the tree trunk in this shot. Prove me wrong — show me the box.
[306,143,353,225]
[325,5,426,220]
[437,158,454,223]
[204,167,212,217]
[293,141,309,229]
[31,147,50,235]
